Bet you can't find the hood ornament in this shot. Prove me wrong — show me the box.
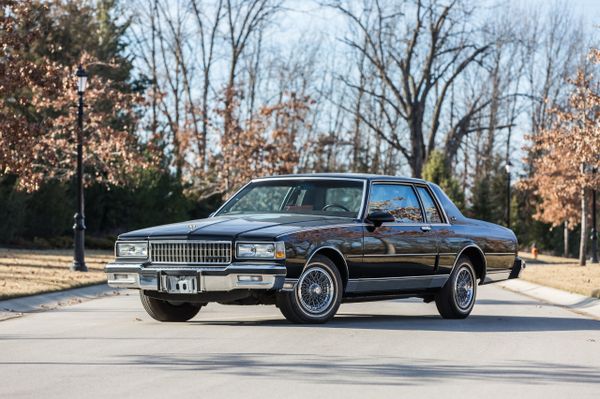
[187,223,198,231]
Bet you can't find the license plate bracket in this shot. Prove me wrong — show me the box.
[161,275,198,294]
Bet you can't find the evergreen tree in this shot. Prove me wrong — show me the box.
[422,150,465,210]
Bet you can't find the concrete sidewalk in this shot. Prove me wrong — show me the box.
[498,279,600,321]
[0,284,120,321]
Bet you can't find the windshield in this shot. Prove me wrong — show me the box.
[216,179,365,218]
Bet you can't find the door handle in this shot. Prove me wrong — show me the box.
[420,226,432,232]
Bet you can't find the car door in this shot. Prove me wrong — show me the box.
[360,182,439,280]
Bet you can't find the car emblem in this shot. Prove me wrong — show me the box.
[187,223,198,231]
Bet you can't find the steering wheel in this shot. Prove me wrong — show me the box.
[322,203,351,212]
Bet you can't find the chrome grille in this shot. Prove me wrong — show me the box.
[150,241,231,265]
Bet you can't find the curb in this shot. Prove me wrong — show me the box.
[497,279,600,321]
[0,284,123,320]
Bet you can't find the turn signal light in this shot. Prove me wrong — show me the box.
[275,242,286,259]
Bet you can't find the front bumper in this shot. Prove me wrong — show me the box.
[105,262,286,292]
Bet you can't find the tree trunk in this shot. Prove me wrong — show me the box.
[579,188,587,266]
[563,221,569,258]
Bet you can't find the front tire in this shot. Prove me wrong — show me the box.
[139,291,203,322]
[435,257,477,319]
[276,255,342,324]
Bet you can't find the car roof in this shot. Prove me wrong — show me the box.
[255,173,427,184]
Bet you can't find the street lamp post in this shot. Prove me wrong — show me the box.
[505,161,512,229]
[592,167,598,264]
[72,65,88,272]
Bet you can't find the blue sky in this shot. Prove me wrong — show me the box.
[273,0,600,175]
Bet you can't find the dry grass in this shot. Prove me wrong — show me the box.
[518,251,600,298]
[0,248,112,299]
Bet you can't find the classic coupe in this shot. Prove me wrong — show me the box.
[106,174,524,324]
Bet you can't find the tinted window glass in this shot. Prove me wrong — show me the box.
[430,183,464,221]
[325,186,363,213]
[217,180,364,218]
[368,184,423,223]
[225,185,289,213]
[416,186,442,223]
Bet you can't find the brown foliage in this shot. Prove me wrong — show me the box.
[521,50,600,228]
[219,92,312,193]
[0,0,153,191]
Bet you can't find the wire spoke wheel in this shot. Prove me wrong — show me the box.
[297,266,335,315]
[454,267,474,310]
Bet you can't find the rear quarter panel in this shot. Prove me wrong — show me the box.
[436,219,517,274]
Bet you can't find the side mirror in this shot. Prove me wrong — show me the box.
[366,210,395,227]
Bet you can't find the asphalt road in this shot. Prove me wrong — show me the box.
[1,285,599,399]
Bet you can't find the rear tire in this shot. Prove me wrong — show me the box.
[435,257,477,319]
[139,291,202,322]
[276,255,342,324]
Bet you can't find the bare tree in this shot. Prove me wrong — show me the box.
[222,0,281,137]
[333,0,491,177]
[190,0,224,171]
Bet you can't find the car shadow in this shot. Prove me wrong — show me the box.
[3,353,599,386]
[188,313,600,332]
[117,353,600,386]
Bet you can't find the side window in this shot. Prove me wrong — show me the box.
[368,184,424,223]
[416,186,443,223]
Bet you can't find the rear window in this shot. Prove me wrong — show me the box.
[429,184,463,221]
[416,186,443,223]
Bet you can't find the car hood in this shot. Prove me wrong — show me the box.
[118,213,355,240]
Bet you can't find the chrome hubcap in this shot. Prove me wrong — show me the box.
[455,267,474,309]
[297,266,334,315]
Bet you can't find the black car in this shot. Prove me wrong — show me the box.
[106,173,524,324]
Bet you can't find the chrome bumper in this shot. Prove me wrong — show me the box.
[105,262,286,292]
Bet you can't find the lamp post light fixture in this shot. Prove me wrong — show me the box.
[505,161,513,229]
[72,64,88,272]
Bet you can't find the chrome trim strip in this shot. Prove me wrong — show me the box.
[363,180,451,226]
[149,240,232,265]
[276,221,454,239]
[362,253,438,258]
[346,274,449,293]
[450,244,487,277]
[348,274,443,282]
[417,183,450,225]
[485,252,517,256]
[275,223,366,238]
[305,246,349,280]
[106,263,286,292]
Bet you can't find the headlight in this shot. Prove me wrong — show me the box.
[236,242,286,259]
[116,241,148,258]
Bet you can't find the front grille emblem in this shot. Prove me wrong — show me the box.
[187,224,198,231]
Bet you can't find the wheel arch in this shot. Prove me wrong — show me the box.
[306,246,349,290]
[453,244,487,282]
